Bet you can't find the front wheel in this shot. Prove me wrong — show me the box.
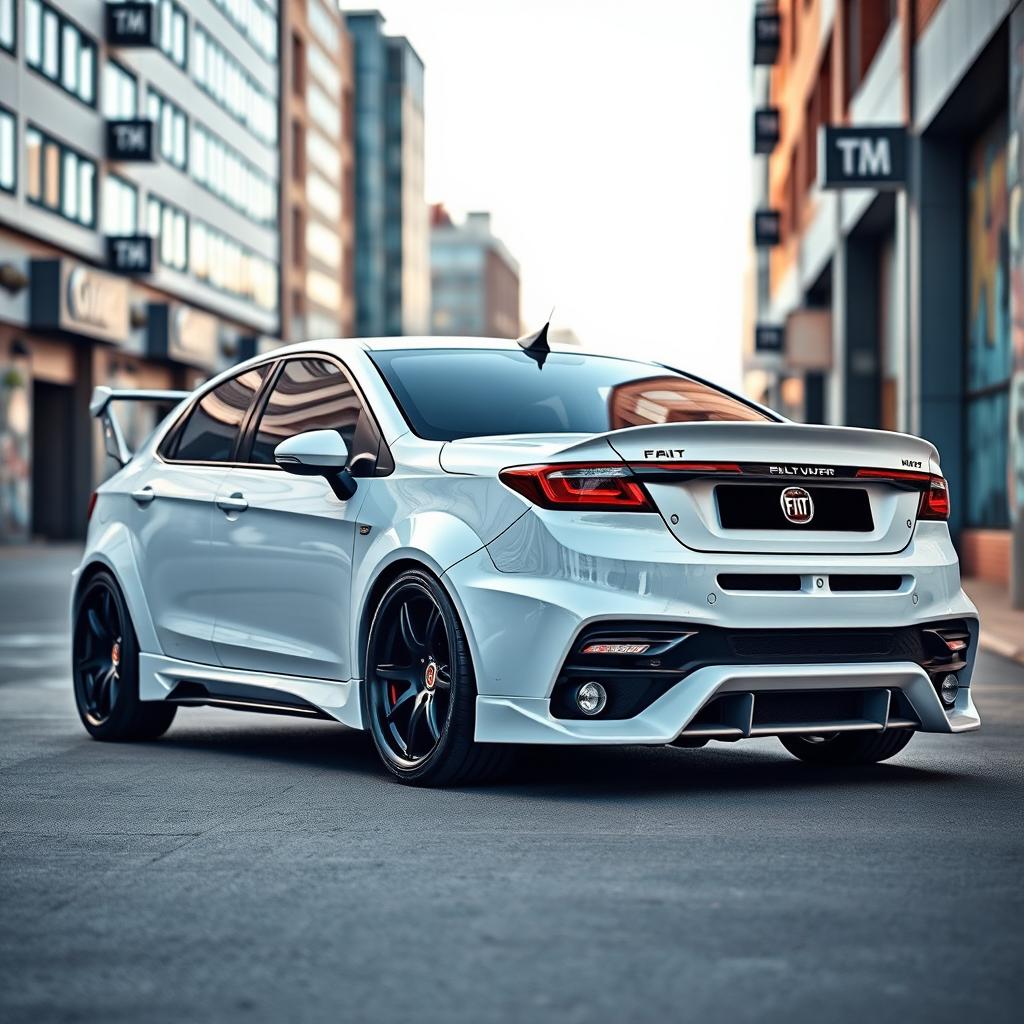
[72,570,176,741]
[779,728,913,765]
[364,569,511,786]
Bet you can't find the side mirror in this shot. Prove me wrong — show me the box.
[274,430,357,500]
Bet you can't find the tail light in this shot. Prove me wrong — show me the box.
[86,491,97,522]
[855,468,949,522]
[499,463,654,511]
[918,475,950,521]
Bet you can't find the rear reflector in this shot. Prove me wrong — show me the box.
[499,463,654,511]
[86,491,97,522]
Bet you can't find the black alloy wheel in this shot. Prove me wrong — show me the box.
[72,571,176,741]
[365,569,511,786]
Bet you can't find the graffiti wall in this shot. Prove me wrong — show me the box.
[965,110,1011,528]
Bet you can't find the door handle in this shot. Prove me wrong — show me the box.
[131,487,156,507]
[216,492,249,514]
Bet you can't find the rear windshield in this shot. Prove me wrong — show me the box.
[369,348,771,441]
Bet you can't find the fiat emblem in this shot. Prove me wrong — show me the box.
[780,486,814,525]
[111,641,121,668]
[424,662,437,689]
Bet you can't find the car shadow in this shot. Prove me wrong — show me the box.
[148,714,962,797]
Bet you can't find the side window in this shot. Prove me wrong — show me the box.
[248,358,382,475]
[172,365,268,462]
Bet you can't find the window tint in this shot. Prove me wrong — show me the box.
[369,349,771,441]
[173,366,268,462]
[249,358,381,475]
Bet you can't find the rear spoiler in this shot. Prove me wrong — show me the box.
[90,385,191,467]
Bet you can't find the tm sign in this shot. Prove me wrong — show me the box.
[820,126,907,190]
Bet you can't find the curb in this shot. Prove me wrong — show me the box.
[978,631,1024,665]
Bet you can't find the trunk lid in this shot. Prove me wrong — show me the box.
[443,422,941,556]
[606,421,939,555]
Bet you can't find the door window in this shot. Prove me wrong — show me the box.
[248,357,382,475]
[170,365,269,462]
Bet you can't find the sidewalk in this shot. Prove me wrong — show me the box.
[963,578,1024,665]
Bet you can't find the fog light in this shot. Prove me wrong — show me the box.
[940,674,959,707]
[576,681,608,716]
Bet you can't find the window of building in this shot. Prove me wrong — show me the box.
[103,61,137,119]
[194,25,277,144]
[307,82,340,140]
[291,119,305,181]
[845,0,897,102]
[172,366,270,463]
[292,205,304,268]
[307,269,341,311]
[210,0,276,61]
[306,220,341,269]
[25,0,95,106]
[147,195,189,271]
[190,219,278,312]
[308,41,341,95]
[0,106,15,193]
[291,32,305,95]
[147,88,187,169]
[191,123,276,226]
[0,0,14,53]
[307,129,340,179]
[965,111,1011,528]
[103,174,137,235]
[307,171,340,221]
[157,0,187,69]
[248,357,380,473]
[307,0,339,53]
[25,125,95,226]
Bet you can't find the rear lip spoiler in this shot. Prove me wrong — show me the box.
[90,385,191,466]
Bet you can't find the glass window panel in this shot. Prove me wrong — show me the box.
[78,159,94,226]
[42,9,58,78]
[174,367,269,463]
[26,128,41,199]
[43,141,59,207]
[61,150,78,219]
[78,42,94,104]
[0,111,14,191]
[61,23,78,93]
[26,0,41,65]
[1,0,16,51]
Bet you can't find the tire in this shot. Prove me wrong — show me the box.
[72,570,176,742]
[779,728,913,765]
[364,569,513,786]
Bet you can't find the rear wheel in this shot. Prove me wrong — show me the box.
[779,728,913,765]
[364,569,511,786]
[72,571,176,741]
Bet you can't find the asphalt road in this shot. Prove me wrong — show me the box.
[1,546,1022,1024]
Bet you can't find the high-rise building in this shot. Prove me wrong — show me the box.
[742,0,1024,598]
[0,0,282,541]
[280,0,355,343]
[344,9,428,337]
[430,204,520,338]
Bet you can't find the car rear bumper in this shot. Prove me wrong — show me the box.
[474,661,981,744]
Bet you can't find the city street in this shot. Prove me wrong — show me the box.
[0,546,1022,1024]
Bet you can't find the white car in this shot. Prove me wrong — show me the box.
[72,335,980,785]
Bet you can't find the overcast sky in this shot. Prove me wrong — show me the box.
[371,0,753,388]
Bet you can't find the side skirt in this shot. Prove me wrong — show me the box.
[139,653,364,729]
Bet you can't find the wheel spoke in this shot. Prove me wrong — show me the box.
[86,608,108,641]
[376,663,416,683]
[424,693,441,741]
[386,685,418,722]
[398,602,422,653]
[433,664,452,690]
[405,694,428,754]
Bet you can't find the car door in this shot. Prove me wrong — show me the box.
[208,356,389,680]
[132,363,271,664]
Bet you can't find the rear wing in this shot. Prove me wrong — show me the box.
[90,385,191,467]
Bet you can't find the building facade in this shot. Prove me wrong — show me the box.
[279,0,355,344]
[430,205,520,339]
[344,9,428,338]
[744,0,1024,599]
[0,0,284,542]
